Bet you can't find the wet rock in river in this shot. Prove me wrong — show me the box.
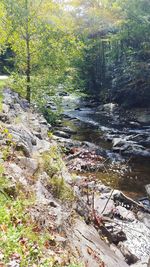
[60,126,77,135]
[137,212,150,229]
[138,197,150,211]
[119,219,150,260]
[129,121,141,127]
[54,130,71,139]
[145,184,150,198]
[118,242,139,265]
[115,206,135,222]
[131,257,150,267]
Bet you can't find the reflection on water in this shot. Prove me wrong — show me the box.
[61,95,150,196]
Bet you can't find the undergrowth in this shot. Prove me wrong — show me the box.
[41,146,75,202]
[0,175,78,266]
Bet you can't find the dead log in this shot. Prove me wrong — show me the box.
[113,192,150,214]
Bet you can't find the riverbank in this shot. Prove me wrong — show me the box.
[0,88,150,266]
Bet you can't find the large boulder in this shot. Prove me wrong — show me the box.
[7,124,37,157]
[67,219,129,267]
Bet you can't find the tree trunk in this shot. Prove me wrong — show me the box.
[25,0,31,103]
[26,36,31,103]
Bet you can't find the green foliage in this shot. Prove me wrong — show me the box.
[0,0,84,103]
[0,164,8,187]
[42,147,75,201]
[0,127,15,161]
[42,146,63,177]
[47,131,54,139]
[49,176,75,202]
[70,0,150,106]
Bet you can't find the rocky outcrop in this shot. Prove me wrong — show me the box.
[1,88,150,267]
[68,220,129,267]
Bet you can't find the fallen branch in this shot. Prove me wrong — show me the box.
[114,192,150,213]
[66,151,83,162]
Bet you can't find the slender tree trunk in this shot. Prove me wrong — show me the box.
[26,36,31,103]
[25,0,31,103]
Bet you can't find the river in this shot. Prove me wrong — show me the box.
[58,94,150,197]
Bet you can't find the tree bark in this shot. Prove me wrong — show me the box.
[26,36,31,103]
[25,0,31,103]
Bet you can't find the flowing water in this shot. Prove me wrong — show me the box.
[61,94,150,197]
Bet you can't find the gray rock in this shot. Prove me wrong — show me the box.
[137,212,150,229]
[118,220,150,260]
[55,236,66,242]
[94,195,115,216]
[131,257,150,267]
[67,219,129,267]
[48,123,52,130]
[145,184,150,198]
[103,103,117,111]
[110,244,125,260]
[0,112,10,122]
[97,184,111,193]
[61,126,77,135]
[7,124,37,156]
[14,103,23,113]
[17,157,39,176]
[39,118,47,125]
[129,121,140,126]
[61,168,73,183]
[5,163,28,186]
[118,242,139,265]
[115,206,135,221]
[54,130,71,139]
[35,139,51,153]
[2,103,10,113]
[113,137,125,147]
